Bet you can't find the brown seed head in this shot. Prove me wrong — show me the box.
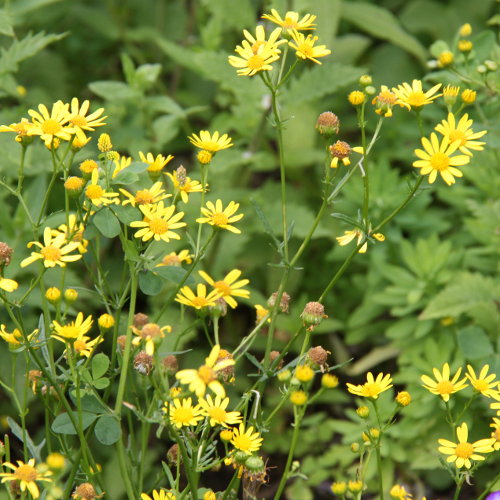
[307,345,329,367]
[133,312,149,328]
[330,141,351,160]
[72,482,101,499]
[315,111,340,137]
[0,242,13,266]
[134,351,153,375]
[267,291,290,313]
[176,165,187,187]
[167,443,180,464]
[162,355,178,374]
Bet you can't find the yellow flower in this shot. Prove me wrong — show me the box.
[27,101,75,146]
[175,283,222,309]
[390,484,412,499]
[438,422,495,468]
[119,181,170,206]
[132,322,172,355]
[0,458,52,498]
[490,417,500,450]
[198,394,242,427]
[68,98,106,143]
[84,169,120,207]
[255,304,270,323]
[459,23,472,37]
[175,344,235,398]
[197,199,244,233]
[21,227,82,268]
[230,423,263,454]
[288,30,331,65]
[392,80,442,110]
[396,391,411,407]
[52,312,93,342]
[141,490,176,500]
[72,482,104,499]
[98,313,115,331]
[413,132,471,186]
[331,482,347,495]
[438,51,454,67]
[111,155,132,178]
[53,214,88,254]
[79,159,98,178]
[290,390,308,405]
[198,269,250,309]
[336,229,384,254]
[322,374,339,388]
[166,169,203,203]
[168,397,203,429]
[434,113,487,156]
[73,335,103,358]
[188,130,233,152]
[295,365,314,382]
[372,85,398,117]
[461,89,476,104]
[0,325,26,346]
[97,133,112,152]
[329,141,363,168]
[0,118,35,143]
[346,372,393,399]
[228,28,284,76]
[157,250,193,267]
[465,365,499,398]
[0,277,18,292]
[458,40,473,52]
[46,452,66,471]
[262,9,316,32]
[420,362,468,402]
[139,151,174,176]
[348,91,365,106]
[130,201,186,243]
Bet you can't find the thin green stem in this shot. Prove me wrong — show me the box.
[16,145,27,194]
[195,163,208,257]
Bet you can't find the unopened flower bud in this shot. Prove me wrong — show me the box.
[322,373,339,388]
[47,452,66,471]
[197,150,212,164]
[396,391,411,407]
[356,406,370,418]
[98,314,114,332]
[331,482,347,495]
[203,491,216,500]
[359,75,372,86]
[461,89,476,104]
[364,85,376,96]
[79,160,98,179]
[220,429,233,441]
[438,51,454,67]
[295,365,314,382]
[477,64,487,74]
[46,287,61,304]
[134,351,153,375]
[458,40,473,52]
[348,90,365,106]
[485,60,497,71]
[277,369,291,382]
[64,289,78,303]
[97,133,112,152]
[459,23,472,37]
[351,442,360,453]
[64,176,85,197]
[244,455,265,472]
[348,480,363,493]
[369,428,380,439]
[267,291,290,313]
[290,390,308,406]
[315,111,340,137]
[301,303,327,330]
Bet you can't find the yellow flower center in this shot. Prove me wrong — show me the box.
[362,383,381,398]
[149,218,169,234]
[41,119,62,135]
[208,407,227,423]
[472,380,489,392]
[214,280,232,296]
[80,160,98,173]
[493,429,500,441]
[141,323,161,338]
[251,41,265,54]
[247,54,265,70]
[14,464,38,482]
[406,91,426,107]
[436,380,454,394]
[147,161,162,172]
[430,152,450,171]
[162,255,181,266]
[41,245,62,262]
[198,365,215,383]
[232,434,252,452]
[212,213,229,226]
[283,17,297,29]
[70,115,87,127]
[135,190,154,204]
[173,407,194,424]
[298,41,315,57]
[378,91,397,105]
[455,442,474,458]
[448,130,466,146]
[191,297,210,308]
[65,177,84,190]
[86,184,104,199]
[58,325,80,339]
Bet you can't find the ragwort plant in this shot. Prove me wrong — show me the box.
[0,8,498,500]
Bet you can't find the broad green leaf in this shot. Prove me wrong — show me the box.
[139,270,164,295]
[93,208,121,238]
[0,9,14,37]
[11,0,63,16]
[93,377,110,389]
[92,353,110,380]
[7,417,44,461]
[154,265,195,285]
[457,326,494,360]
[113,204,141,225]
[146,95,184,116]
[89,80,140,101]
[94,415,122,445]
[111,169,139,185]
[122,239,140,263]
[152,115,180,147]
[52,412,97,435]
[135,63,161,89]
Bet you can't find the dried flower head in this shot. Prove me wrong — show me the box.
[267,291,290,313]
[133,313,149,328]
[162,355,179,374]
[315,111,340,137]
[134,351,153,375]
[0,242,13,266]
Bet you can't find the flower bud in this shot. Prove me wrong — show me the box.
[461,89,476,104]
[396,391,411,407]
[220,429,233,441]
[348,90,365,106]
[79,160,98,179]
[321,373,339,388]
[364,85,376,96]
[359,75,372,86]
[97,133,112,152]
[369,427,380,439]
[244,455,265,472]
[47,452,66,471]
[459,23,472,37]
[348,480,363,493]
[277,369,291,382]
[98,313,114,332]
[203,491,216,500]
[458,40,472,52]
[64,288,78,303]
[46,287,61,304]
[64,176,85,197]
[438,51,454,67]
[350,442,360,453]
[331,482,347,495]
[290,390,308,406]
[301,302,327,329]
[197,150,212,165]
[295,365,315,382]
[356,406,369,418]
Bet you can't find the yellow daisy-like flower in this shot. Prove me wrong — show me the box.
[0,118,35,142]
[0,276,18,292]
[168,397,203,429]
[119,181,170,207]
[288,30,331,65]
[73,335,104,358]
[0,325,38,346]
[197,199,244,234]
[465,364,499,398]
[157,250,193,267]
[53,214,88,254]
[198,394,242,427]
[111,155,132,178]
[372,85,398,117]
[421,363,468,402]
[438,422,495,469]
[175,344,235,398]
[165,170,203,203]
[255,304,270,324]
[68,98,106,143]
[0,459,52,498]
[392,80,442,110]
[52,313,93,343]
[295,364,315,382]
[27,100,75,146]
[130,201,186,243]
[346,372,393,399]
[20,227,82,268]
[188,130,233,152]
[490,417,500,450]
[131,322,172,356]
[262,9,316,32]
[175,283,222,310]
[230,423,264,455]
[434,113,487,156]
[240,25,286,58]
[390,484,412,500]
[84,169,120,207]
[336,229,384,254]
[198,269,250,309]
[413,132,471,186]
[139,151,174,175]
[141,490,176,500]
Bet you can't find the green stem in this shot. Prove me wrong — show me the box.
[453,477,464,500]
[16,145,27,194]
[477,470,500,500]
[221,469,240,500]
[195,163,208,257]
[116,438,137,499]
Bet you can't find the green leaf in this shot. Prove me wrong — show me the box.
[11,0,64,17]
[135,63,162,89]
[7,417,44,461]
[94,415,122,445]
[113,204,141,225]
[0,9,14,37]
[152,115,180,147]
[88,80,140,101]
[111,169,139,185]
[139,270,164,295]
[93,208,121,238]
[154,265,195,285]
[341,2,427,63]
[457,326,494,360]
[93,377,110,389]
[122,239,140,263]
[92,353,110,380]
[52,412,97,435]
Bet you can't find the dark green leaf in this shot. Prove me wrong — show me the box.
[92,353,110,380]
[113,204,141,225]
[94,415,121,445]
[154,265,195,285]
[52,412,97,435]
[457,326,494,360]
[93,208,121,238]
[139,270,164,295]
[89,80,140,101]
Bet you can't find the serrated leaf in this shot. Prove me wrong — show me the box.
[94,415,121,445]
[457,326,494,360]
[139,270,164,295]
[93,208,121,238]
[154,265,195,285]
[0,9,14,37]
[52,412,97,435]
[92,353,110,380]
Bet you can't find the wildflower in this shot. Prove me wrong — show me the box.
[141,490,176,500]
[199,394,242,427]
[435,113,487,156]
[119,182,170,207]
[46,453,65,471]
[465,365,499,398]
[97,133,112,152]
[348,91,365,106]
[64,289,78,302]
[198,269,250,309]
[71,135,91,150]
[52,313,93,342]
[396,391,411,406]
[79,159,98,178]
[68,98,106,143]
[138,152,174,179]
[301,302,327,329]
[166,168,203,203]
[490,418,500,450]
[458,40,473,52]
[73,336,103,358]
[231,423,263,454]
[0,325,24,346]
[134,351,153,375]
[162,355,178,374]
[130,201,186,243]
[197,199,244,233]
[0,118,35,144]
[204,491,216,500]
[168,397,203,428]
[421,362,468,402]
[262,9,316,31]
[348,480,363,493]
[413,132,471,186]
[188,130,233,153]
[240,25,286,57]
[175,344,235,398]
[97,313,115,331]
[290,390,308,405]
[132,322,172,356]
[320,373,338,389]
[459,23,472,37]
[175,284,222,310]
[0,277,18,292]
[347,372,393,399]
[157,250,193,267]
[21,227,82,268]
[220,429,233,441]
[288,30,331,64]
[53,215,88,254]
[336,229,376,253]
[372,85,398,117]
[84,169,119,207]
[0,458,52,499]
[461,89,476,104]
[255,304,270,323]
[315,111,340,137]
[111,155,132,178]
[392,80,442,110]
[438,51,454,67]
[329,141,352,167]
[64,176,85,196]
[390,484,412,499]
[438,422,495,468]
[295,365,314,382]
[0,242,13,266]
[267,291,290,313]
[331,482,347,495]
[27,101,75,147]
[72,483,104,499]
[442,85,460,107]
